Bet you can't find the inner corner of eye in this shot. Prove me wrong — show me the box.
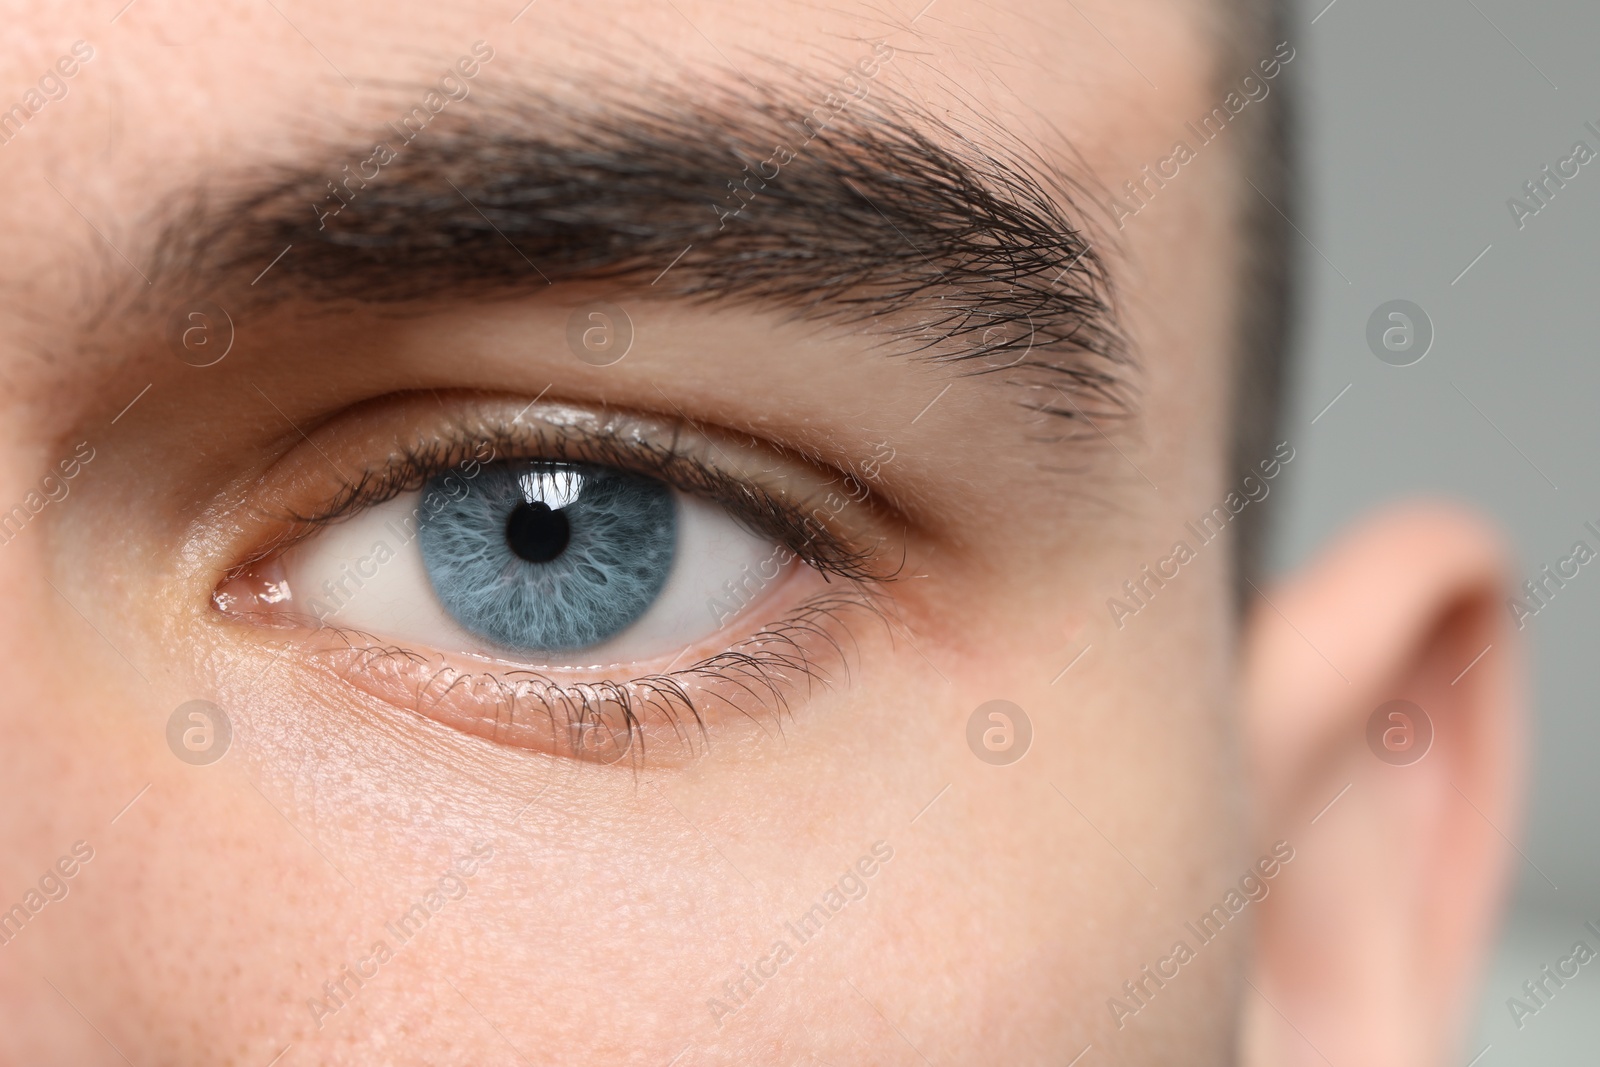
[217,459,801,666]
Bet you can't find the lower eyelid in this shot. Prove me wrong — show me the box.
[283,588,881,765]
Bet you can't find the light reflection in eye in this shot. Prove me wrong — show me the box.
[253,460,798,668]
[419,461,678,653]
[518,467,583,509]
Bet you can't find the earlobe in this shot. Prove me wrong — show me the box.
[1239,503,1526,1067]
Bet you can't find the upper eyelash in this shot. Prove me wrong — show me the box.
[269,414,898,586]
[219,406,909,766]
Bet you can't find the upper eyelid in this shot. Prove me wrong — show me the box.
[241,397,897,584]
[204,397,903,765]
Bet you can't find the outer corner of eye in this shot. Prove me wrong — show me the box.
[221,459,804,669]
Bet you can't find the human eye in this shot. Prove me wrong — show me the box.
[211,394,892,765]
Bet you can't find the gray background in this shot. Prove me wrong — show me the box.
[1275,0,1600,1058]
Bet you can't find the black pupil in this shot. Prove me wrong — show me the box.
[505,501,571,564]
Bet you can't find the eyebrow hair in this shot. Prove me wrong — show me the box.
[142,64,1134,425]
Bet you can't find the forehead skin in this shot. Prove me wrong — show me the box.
[0,2,1252,1065]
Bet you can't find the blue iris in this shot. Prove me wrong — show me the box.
[417,461,676,653]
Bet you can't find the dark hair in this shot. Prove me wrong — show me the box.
[1227,0,1297,593]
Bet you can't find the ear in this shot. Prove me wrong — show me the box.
[1239,504,1526,1067]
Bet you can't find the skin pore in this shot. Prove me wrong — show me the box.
[0,2,1522,1066]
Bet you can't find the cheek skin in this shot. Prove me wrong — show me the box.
[884,542,1245,1061]
[0,2,1251,1065]
[0,538,1242,1066]
[1,202,1250,1067]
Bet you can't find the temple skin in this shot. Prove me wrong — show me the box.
[0,2,1521,1065]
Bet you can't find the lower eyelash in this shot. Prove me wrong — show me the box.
[294,589,887,767]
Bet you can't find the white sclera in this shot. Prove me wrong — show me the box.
[280,488,790,669]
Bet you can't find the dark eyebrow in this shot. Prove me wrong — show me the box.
[144,67,1133,424]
